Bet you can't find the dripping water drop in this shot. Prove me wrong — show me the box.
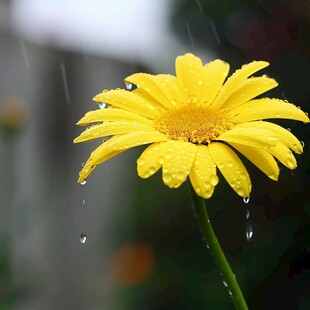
[80,180,87,186]
[99,102,107,109]
[243,196,250,204]
[80,233,87,244]
[245,209,250,219]
[125,82,133,90]
[246,223,253,242]
[300,141,305,148]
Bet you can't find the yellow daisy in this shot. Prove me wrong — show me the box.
[74,53,309,199]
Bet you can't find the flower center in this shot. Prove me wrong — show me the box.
[154,106,233,144]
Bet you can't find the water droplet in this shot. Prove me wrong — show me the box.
[82,198,86,205]
[287,128,291,132]
[210,175,219,186]
[197,79,203,86]
[223,281,228,287]
[81,162,86,167]
[245,209,250,219]
[243,196,250,204]
[125,82,132,90]
[300,141,305,148]
[286,158,295,169]
[137,158,145,166]
[99,102,107,109]
[80,233,87,244]
[163,172,172,184]
[80,180,87,185]
[246,223,253,241]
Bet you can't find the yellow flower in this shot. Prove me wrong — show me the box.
[74,53,309,199]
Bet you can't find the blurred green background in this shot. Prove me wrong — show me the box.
[0,0,309,309]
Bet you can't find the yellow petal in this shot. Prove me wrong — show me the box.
[74,122,155,143]
[221,77,278,111]
[137,142,168,178]
[202,59,230,106]
[175,53,206,105]
[233,121,303,154]
[93,89,159,119]
[229,98,310,123]
[268,142,297,170]
[78,131,169,183]
[124,73,179,109]
[153,74,184,107]
[76,108,153,126]
[228,142,279,181]
[132,87,169,111]
[161,140,197,188]
[217,126,278,150]
[189,145,218,199]
[208,142,251,198]
[212,61,269,108]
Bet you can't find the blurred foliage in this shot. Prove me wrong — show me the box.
[108,1,310,309]
[0,96,27,308]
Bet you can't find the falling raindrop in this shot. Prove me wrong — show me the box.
[243,196,250,204]
[60,62,71,104]
[223,281,228,287]
[246,223,253,241]
[20,40,30,70]
[185,22,195,50]
[80,233,87,244]
[82,197,86,205]
[245,209,250,220]
[196,0,204,13]
[209,19,221,45]
[99,102,107,109]
[80,180,87,185]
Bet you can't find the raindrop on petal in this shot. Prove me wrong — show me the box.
[300,141,305,148]
[80,233,87,244]
[99,102,107,109]
[286,158,295,169]
[125,82,133,90]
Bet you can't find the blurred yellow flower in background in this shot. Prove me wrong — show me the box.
[74,53,309,199]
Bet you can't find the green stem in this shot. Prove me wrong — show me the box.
[190,185,248,310]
